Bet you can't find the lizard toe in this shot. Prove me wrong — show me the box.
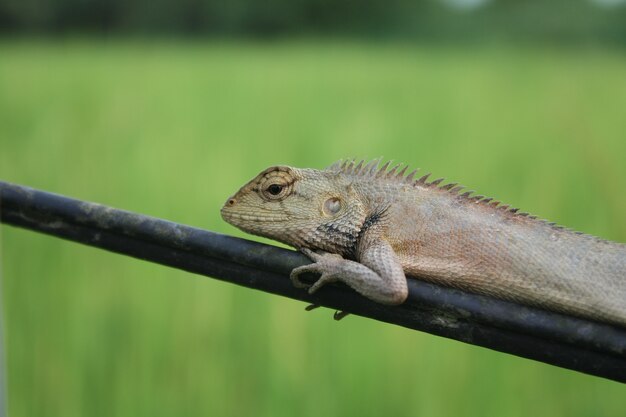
[300,248,322,261]
[308,273,337,294]
[290,265,317,288]
[333,310,350,320]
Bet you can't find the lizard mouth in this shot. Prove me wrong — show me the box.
[220,205,287,224]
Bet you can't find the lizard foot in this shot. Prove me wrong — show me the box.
[290,248,342,293]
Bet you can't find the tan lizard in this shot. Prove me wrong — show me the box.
[221,160,626,327]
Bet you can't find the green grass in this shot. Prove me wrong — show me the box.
[1,39,626,417]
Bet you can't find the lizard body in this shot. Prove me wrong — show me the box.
[221,160,626,327]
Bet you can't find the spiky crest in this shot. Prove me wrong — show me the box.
[326,158,597,237]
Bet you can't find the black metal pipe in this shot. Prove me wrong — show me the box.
[1,180,625,382]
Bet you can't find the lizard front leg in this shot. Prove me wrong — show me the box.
[291,239,408,305]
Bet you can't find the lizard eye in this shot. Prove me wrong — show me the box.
[267,184,283,196]
[261,180,290,200]
[257,168,294,201]
[323,197,342,216]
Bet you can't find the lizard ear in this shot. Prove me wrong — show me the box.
[322,197,342,216]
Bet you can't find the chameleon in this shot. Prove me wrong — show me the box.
[220,159,626,327]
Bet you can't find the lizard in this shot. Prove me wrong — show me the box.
[220,159,626,327]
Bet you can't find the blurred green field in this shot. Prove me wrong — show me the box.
[1,40,626,417]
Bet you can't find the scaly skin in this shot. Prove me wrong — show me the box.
[221,160,626,327]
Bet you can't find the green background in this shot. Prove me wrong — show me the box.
[1,40,626,416]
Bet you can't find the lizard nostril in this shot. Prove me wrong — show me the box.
[227,199,236,206]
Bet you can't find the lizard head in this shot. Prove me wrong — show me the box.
[221,165,365,253]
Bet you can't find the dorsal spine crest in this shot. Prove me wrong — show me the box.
[327,158,601,239]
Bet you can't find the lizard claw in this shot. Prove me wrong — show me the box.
[333,310,350,321]
[304,304,350,321]
[305,304,351,321]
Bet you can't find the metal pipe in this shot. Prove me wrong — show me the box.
[1,180,625,382]
[0,194,6,417]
